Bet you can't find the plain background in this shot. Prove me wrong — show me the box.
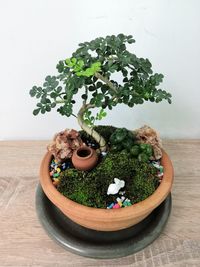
[0,0,199,140]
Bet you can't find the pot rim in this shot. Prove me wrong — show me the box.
[40,149,174,221]
[73,146,93,160]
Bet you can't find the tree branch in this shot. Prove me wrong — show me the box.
[95,72,118,93]
[55,100,65,104]
[77,103,107,152]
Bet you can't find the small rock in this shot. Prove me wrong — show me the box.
[107,203,115,209]
[118,201,123,207]
[113,203,120,209]
[53,178,60,187]
[50,171,54,176]
[56,167,61,173]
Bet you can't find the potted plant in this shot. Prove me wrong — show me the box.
[30,34,173,231]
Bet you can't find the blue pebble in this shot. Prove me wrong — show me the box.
[107,203,115,209]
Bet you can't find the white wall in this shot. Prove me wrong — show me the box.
[0,0,200,140]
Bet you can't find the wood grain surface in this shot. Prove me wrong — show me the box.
[0,140,200,267]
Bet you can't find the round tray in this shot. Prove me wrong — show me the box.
[35,184,172,259]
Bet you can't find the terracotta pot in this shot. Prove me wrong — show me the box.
[40,150,174,231]
[72,146,98,171]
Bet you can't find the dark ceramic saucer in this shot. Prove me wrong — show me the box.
[35,184,171,259]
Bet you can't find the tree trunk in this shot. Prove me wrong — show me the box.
[77,104,107,152]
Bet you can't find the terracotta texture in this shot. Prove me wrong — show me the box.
[39,150,174,231]
[72,146,98,171]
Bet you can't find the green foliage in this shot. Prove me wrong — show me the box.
[83,108,107,126]
[65,58,101,77]
[110,128,136,151]
[110,128,154,162]
[138,153,149,162]
[29,34,172,122]
[130,145,140,156]
[127,167,159,203]
[58,150,159,208]
[57,169,95,207]
[139,143,153,157]
[130,143,153,162]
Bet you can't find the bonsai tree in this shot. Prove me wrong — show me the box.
[30,34,172,152]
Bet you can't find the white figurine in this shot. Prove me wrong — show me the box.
[107,178,125,195]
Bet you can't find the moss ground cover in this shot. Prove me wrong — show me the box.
[57,126,160,208]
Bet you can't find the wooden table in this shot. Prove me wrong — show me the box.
[0,140,200,266]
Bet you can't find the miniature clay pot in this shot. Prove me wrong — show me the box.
[72,146,98,171]
[40,149,173,231]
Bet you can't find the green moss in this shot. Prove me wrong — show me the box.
[126,162,158,203]
[57,150,159,208]
[68,186,92,207]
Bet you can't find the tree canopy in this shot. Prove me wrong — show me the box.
[30,34,171,125]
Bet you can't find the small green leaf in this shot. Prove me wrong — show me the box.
[33,108,40,116]
[36,92,42,99]
[56,86,62,93]
[117,33,125,40]
[41,107,46,114]
[77,59,84,68]
[65,58,73,67]
[45,75,51,82]
[29,86,37,97]
[101,85,108,94]
[96,81,102,88]
[56,61,65,73]
[76,71,84,76]
[122,69,128,77]
[50,92,57,98]
[36,103,43,108]
[71,58,77,65]
[88,86,95,91]
[51,102,56,108]
[123,77,128,82]
[46,105,51,112]
[41,97,47,104]
[81,94,88,100]
[102,111,107,117]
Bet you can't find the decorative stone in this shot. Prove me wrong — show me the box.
[50,171,54,176]
[113,203,120,209]
[118,201,122,207]
[121,196,125,202]
[52,178,60,186]
[123,199,132,207]
[107,203,115,209]
[101,152,107,157]
[56,168,61,173]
